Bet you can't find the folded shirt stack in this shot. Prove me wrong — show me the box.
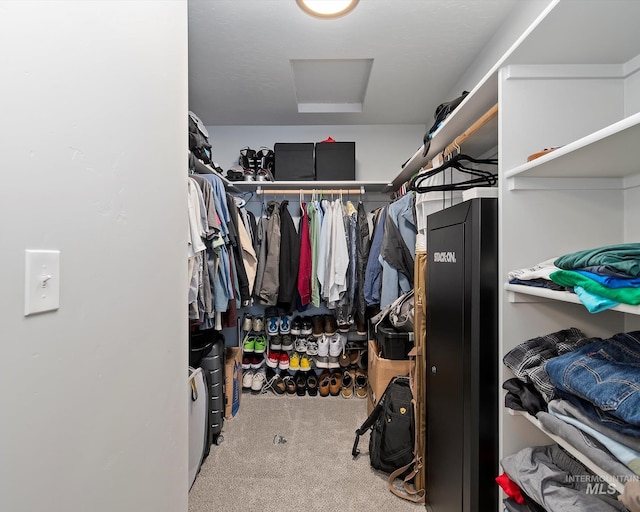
[508,243,640,313]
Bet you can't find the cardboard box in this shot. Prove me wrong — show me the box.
[224,347,242,419]
[367,339,411,414]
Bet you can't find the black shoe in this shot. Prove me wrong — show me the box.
[295,372,307,396]
[290,316,303,336]
[307,373,318,396]
[301,317,313,336]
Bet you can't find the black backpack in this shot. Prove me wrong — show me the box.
[188,111,213,164]
[352,376,414,476]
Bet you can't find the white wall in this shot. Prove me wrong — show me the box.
[0,2,188,512]
[449,0,553,96]
[207,124,425,181]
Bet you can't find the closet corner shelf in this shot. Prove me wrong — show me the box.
[385,76,499,193]
[507,408,625,494]
[190,154,238,191]
[504,283,640,315]
[504,112,640,182]
[232,180,389,194]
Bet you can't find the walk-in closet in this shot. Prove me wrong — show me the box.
[4,1,640,512]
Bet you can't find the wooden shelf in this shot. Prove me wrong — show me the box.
[504,283,640,315]
[386,78,499,192]
[508,409,625,494]
[505,112,640,183]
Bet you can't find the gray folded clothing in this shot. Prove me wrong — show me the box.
[537,411,635,480]
[501,444,627,512]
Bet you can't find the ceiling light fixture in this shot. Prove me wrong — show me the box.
[296,0,359,19]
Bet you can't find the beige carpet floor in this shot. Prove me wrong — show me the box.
[189,390,424,512]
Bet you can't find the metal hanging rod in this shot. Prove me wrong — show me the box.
[256,187,365,195]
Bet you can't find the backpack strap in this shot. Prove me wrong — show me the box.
[352,397,384,458]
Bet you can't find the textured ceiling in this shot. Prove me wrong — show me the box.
[188,0,518,126]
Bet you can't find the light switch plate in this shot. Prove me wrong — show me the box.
[24,249,60,316]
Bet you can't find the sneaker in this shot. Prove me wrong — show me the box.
[324,314,338,336]
[338,323,350,333]
[242,369,254,389]
[306,338,318,356]
[278,351,290,370]
[317,334,329,357]
[329,371,342,396]
[266,349,279,369]
[280,334,294,351]
[341,370,355,398]
[251,367,267,393]
[315,355,329,369]
[270,334,282,350]
[312,315,324,337]
[254,334,268,354]
[250,354,265,369]
[289,352,301,371]
[301,318,313,336]
[252,315,264,332]
[294,336,307,353]
[282,370,296,395]
[355,318,367,336]
[355,369,368,399]
[290,316,303,336]
[242,355,251,370]
[300,354,313,372]
[243,334,256,353]
[266,315,280,336]
[270,370,286,395]
[307,373,318,396]
[241,314,253,332]
[319,370,331,397]
[328,356,340,369]
[329,333,345,358]
[279,315,291,334]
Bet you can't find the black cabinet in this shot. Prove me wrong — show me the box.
[425,198,498,512]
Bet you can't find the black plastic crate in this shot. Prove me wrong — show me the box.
[274,142,315,180]
[315,141,355,180]
[374,322,414,360]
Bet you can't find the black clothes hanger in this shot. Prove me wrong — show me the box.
[409,153,497,193]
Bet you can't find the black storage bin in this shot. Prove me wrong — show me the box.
[374,322,414,360]
[189,328,222,367]
[315,141,355,180]
[274,142,315,180]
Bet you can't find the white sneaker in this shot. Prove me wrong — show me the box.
[251,368,267,392]
[294,336,307,353]
[317,334,329,357]
[329,333,345,358]
[306,337,318,356]
[242,369,254,389]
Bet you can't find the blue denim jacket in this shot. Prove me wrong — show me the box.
[545,331,640,427]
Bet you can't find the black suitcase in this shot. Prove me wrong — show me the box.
[200,337,225,445]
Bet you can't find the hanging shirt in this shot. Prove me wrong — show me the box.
[307,201,322,307]
[297,202,312,306]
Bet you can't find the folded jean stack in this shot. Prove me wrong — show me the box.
[499,327,640,511]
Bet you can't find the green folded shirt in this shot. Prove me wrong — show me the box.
[550,269,640,305]
[554,243,640,277]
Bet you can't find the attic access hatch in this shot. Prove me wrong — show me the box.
[290,58,373,113]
